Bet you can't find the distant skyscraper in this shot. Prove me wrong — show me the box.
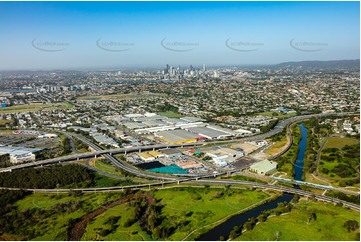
[213,71,219,78]
[169,66,174,75]
[203,64,206,72]
[165,64,169,74]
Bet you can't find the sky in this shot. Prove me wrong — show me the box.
[0,1,359,70]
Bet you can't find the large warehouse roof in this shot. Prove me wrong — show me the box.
[156,129,200,143]
[249,159,277,174]
[0,146,42,156]
[187,126,231,139]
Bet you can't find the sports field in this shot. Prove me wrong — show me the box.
[324,137,359,149]
[159,111,182,118]
[0,102,72,114]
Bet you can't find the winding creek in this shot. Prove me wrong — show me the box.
[198,124,308,240]
[293,124,309,181]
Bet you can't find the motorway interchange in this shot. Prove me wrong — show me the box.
[0,112,359,211]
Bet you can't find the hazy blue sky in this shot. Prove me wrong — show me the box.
[0,1,359,70]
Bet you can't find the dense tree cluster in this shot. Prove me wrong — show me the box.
[320,144,359,179]
[73,138,89,151]
[0,164,93,189]
[156,102,179,113]
[343,220,359,232]
[0,154,10,168]
[0,190,29,216]
[326,191,360,205]
[260,119,278,133]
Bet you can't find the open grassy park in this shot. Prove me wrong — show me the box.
[235,200,360,241]
[81,202,152,241]
[79,187,273,241]
[317,138,360,187]
[0,102,73,114]
[324,137,359,149]
[152,187,271,240]
[2,184,359,241]
[2,187,271,241]
[11,192,125,241]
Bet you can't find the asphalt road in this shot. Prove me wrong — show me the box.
[1,112,359,201]
[1,112,356,174]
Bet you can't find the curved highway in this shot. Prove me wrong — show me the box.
[1,112,356,174]
[0,112,359,196]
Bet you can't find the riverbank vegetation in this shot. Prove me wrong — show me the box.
[150,186,270,240]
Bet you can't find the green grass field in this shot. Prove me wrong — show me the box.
[14,192,124,241]
[317,138,359,185]
[82,203,152,241]
[235,200,360,241]
[94,159,124,176]
[324,137,359,149]
[265,135,288,156]
[10,187,270,241]
[158,111,182,118]
[153,187,270,240]
[0,103,72,114]
[16,193,75,210]
[77,187,271,241]
[16,193,116,213]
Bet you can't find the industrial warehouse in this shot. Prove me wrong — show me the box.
[0,146,42,164]
[116,112,252,143]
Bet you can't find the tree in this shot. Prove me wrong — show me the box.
[202,156,212,161]
[229,225,242,240]
[343,220,359,232]
[311,212,317,221]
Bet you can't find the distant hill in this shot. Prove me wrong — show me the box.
[275,59,360,70]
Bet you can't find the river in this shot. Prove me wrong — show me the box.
[293,123,308,181]
[198,123,308,240]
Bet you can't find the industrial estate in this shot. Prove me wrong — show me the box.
[0,1,359,241]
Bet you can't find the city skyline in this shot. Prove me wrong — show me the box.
[0,1,359,70]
